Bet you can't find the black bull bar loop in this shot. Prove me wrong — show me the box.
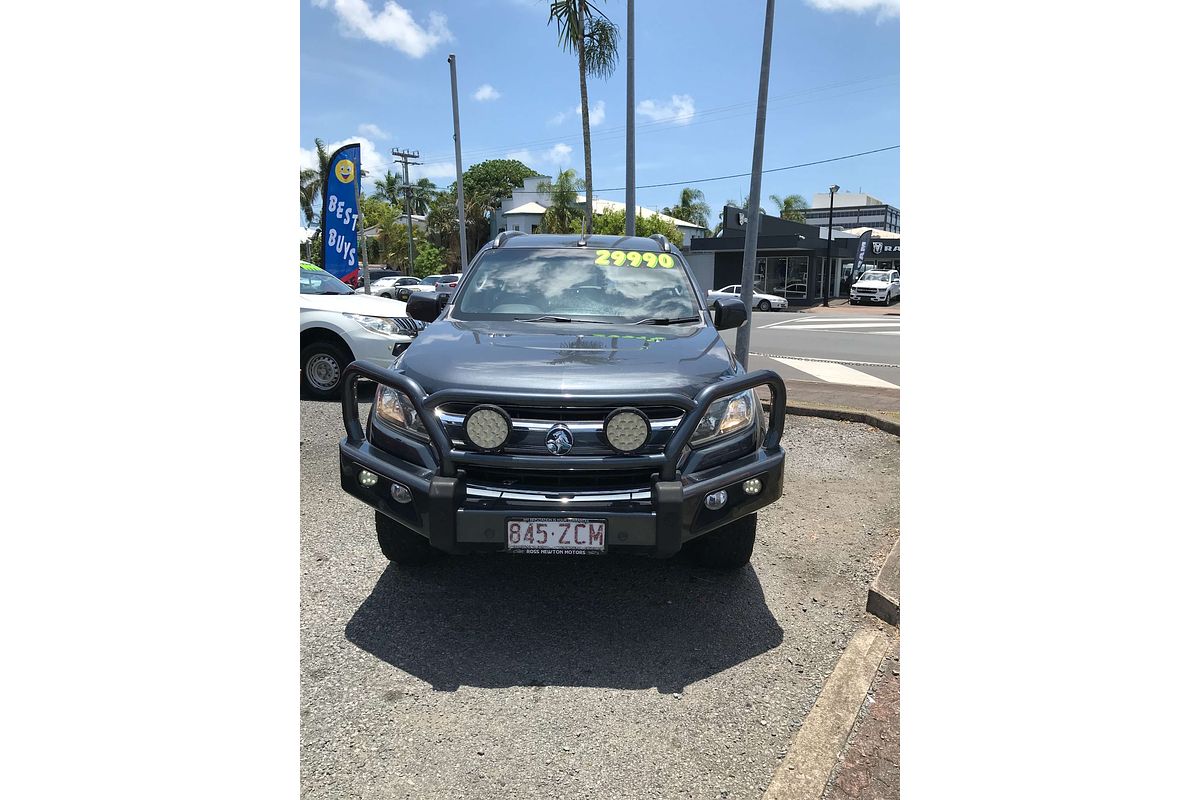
[341,361,786,481]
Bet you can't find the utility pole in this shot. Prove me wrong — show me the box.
[734,0,775,370]
[358,169,370,294]
[625,0,636,237]
[448,54,470,271]
[391,148,421,274]
[822,184,839,307]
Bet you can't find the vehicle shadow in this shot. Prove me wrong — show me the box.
[344,555,784,693]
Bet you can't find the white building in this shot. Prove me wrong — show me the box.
[493,175,708,248]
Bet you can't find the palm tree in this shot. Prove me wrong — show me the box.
[769,193,809,223]
[537,169,585,233]
[299,138,330,228]
[408,178,437,216]
[548,0,619,235]
[662,187,711,230]
[372,171,405,206]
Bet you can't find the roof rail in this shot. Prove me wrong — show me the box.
[649,233,670,252]
[492,230,527,248]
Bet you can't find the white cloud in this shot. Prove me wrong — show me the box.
[544,143,572,166]
[503,144,573,170]
[300,136,387,189]
[411,162,459,181]
[636,94,695,125]
[301,226,317,243]
[575,100,606,126]
[547,111,567,126]
[358,122,390,139]
[473,83,501,101]
[312,0,452,57]
[805,0,899,19]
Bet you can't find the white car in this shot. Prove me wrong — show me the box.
[849,269,900,305]
[708,284,788,312]
[433,273,463,294]
[355,274,421,300]
[300,264,421,399]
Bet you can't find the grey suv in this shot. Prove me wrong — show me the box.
[337,233,785,569]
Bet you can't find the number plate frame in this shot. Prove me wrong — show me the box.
[506,518,607,554]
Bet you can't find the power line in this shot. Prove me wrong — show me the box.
[416,74,898,165]
[594,145,900,192]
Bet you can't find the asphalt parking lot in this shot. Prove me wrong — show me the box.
[301,398,899,799]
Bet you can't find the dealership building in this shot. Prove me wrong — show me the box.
[685,205,900,306]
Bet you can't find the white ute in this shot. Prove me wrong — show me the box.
[300,264,420,399]
[849,269,900,305]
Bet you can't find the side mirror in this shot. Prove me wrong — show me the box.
[406,291,443,323]
[711,296,747,330]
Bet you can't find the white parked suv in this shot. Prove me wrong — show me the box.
[300,264,422,399]
[850,269,900,305]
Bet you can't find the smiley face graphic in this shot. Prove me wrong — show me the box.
[334,159,355,184]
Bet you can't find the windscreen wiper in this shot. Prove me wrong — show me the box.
[514,315,606,323]
[632,315,702,325]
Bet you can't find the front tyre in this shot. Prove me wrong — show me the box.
[300,340,351,400]
[692,513,757,569]
[376,511,434,564]
[757,299,771,312]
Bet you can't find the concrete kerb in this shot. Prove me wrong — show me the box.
[762,627,894,800]
[784,404,899,436]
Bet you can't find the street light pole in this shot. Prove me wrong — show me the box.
[625,0,636,237]
[448,54,469,271]
[822,184,839,307]
[734,0,775,369]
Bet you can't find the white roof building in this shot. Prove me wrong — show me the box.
[493,175,709,247]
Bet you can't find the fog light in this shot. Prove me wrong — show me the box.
[743,478,763,496]
[463,404,512,452]
[704,490,728,510]
[390,483,412,503]
[358,470,379,487]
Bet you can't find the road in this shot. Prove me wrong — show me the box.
[301,398,900,799]
[719,303,900,390]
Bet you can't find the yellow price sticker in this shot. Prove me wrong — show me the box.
[594,250,675,269]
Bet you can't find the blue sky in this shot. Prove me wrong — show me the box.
[301,0,899,229]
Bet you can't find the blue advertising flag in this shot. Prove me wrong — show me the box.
[321,143,362,284]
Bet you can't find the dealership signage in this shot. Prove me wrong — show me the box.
[871,240,900,255]
[320,142,363,283]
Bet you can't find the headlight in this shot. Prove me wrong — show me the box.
[689,388,757,446]
[344,313,406,336]
[374,386,428,438]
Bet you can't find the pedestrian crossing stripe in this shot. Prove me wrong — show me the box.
[768,356,900,389]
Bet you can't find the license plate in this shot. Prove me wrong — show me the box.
[506,518,606,554]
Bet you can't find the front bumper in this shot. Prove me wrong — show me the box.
[337,364,787,558]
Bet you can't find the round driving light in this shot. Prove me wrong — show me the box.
[704,490,728,510]
[390,483,412,503]
[358,470,379,487]
[603,407,651,454]
[463,404,511,452]
[743,478,763,496]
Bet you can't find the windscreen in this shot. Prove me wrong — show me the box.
[300,266,353,294]
[454,248,700,323]
[860,271,890,282]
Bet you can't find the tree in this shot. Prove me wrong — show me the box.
[461,159,536,212]
[661,187,711,230]
[537,169,584,233]
[590,207,682,246]
[372,171,406,207]
[414,240,448,278]
[769,193,809,223]
[299,137,330,228]
[547,0,619,235]
[408,178,437,216]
